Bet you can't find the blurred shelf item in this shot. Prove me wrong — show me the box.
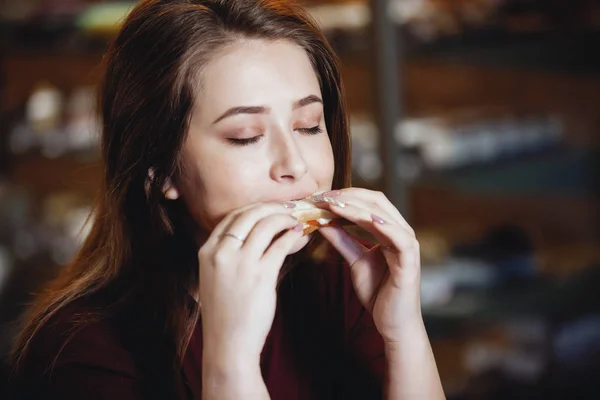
[423,257,600,333]
[76,2,136,35]
[0,1,136,54]
[389,0,600,41]
[1,54,104,112]
[349,114,383,185]
[9,84,100,158]
[1,50,104,198]
[395,111,567,173]
[423,251,600,391]
[303,0,600,76]
[2,0,599,76]
[423,281,557,327]
[394,110,598,196]
[416,147,599,197]
[306,1,370,32]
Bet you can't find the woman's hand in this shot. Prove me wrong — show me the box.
[317,189,446,399]
[314,188,422,342]
[198,202,302,398]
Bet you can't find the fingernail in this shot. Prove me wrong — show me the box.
[322,190,341,197]
[282,201,296,209]
[292,223,303,232]
[311,194,345,208]
[371,214,386,224]
[310,194,326,202]
[325,197,346,208]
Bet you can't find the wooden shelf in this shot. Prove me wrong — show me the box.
[1,53,105,112]
[11,154,101,199]
[409,185,600,275]
[406,30,600,77]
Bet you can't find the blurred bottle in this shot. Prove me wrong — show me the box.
[65,86,100,153]
[350,114,383,183]
[26,81,64,134]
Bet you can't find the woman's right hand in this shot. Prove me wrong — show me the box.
[198,202,302,396]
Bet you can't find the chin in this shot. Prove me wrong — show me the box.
[288,233,313,255]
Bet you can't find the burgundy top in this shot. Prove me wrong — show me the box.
[9,257,385,399]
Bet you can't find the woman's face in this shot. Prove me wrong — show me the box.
[174,39,335,250]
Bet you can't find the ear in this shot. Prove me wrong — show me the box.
[147,168,180,200]
[163,176,180,200]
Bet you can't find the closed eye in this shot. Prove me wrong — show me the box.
[228,126,322,146]
[297,126,323,135]
[227,136,263,146]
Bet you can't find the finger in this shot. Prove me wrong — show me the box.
[324,197,421,285]
[261,224,304,278]
[322,192,421,288]
[318,225,367,266]
[320,226,387,309]
[369,221,421,288]
[323,188,414,235]
[208,202,294,247]
[243,213,300,257]
[320,197,398,247]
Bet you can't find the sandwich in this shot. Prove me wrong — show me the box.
[291,197,339,235]
[291,196,376,243]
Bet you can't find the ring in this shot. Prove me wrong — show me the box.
[222,232,246,243]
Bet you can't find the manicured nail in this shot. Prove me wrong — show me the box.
[325,197,346,208]
[322,190,341,197]
[311,194,345,207]
[282,201,296,209]
[311,194,326,202]
[371,214,386,224]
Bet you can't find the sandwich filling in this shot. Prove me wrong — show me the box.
[291,198,337,235]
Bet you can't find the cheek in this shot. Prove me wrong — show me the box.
[180,152,268,228]
[306,136,335,185]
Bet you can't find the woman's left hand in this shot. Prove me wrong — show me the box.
[314,188,422,342]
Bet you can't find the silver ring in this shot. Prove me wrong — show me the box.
[222,232,246,243]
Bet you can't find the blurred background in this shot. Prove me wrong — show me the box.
[0,0,599,398]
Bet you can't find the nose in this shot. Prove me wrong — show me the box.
[269,128,308,183]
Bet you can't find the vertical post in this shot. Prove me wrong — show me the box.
[369,0,407,217]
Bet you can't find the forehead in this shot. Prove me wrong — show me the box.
[194,39,322,121]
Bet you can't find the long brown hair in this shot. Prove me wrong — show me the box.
[12,0,351,377]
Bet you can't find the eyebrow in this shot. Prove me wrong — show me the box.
[212,94,323,124]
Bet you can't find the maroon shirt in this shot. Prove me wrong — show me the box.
[9,257,385,399]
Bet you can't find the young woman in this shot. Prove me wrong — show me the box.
[9,1,444,399]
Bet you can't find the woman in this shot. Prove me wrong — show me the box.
[9,0,444,399]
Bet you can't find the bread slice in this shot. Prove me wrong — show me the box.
[291,198,338,235]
